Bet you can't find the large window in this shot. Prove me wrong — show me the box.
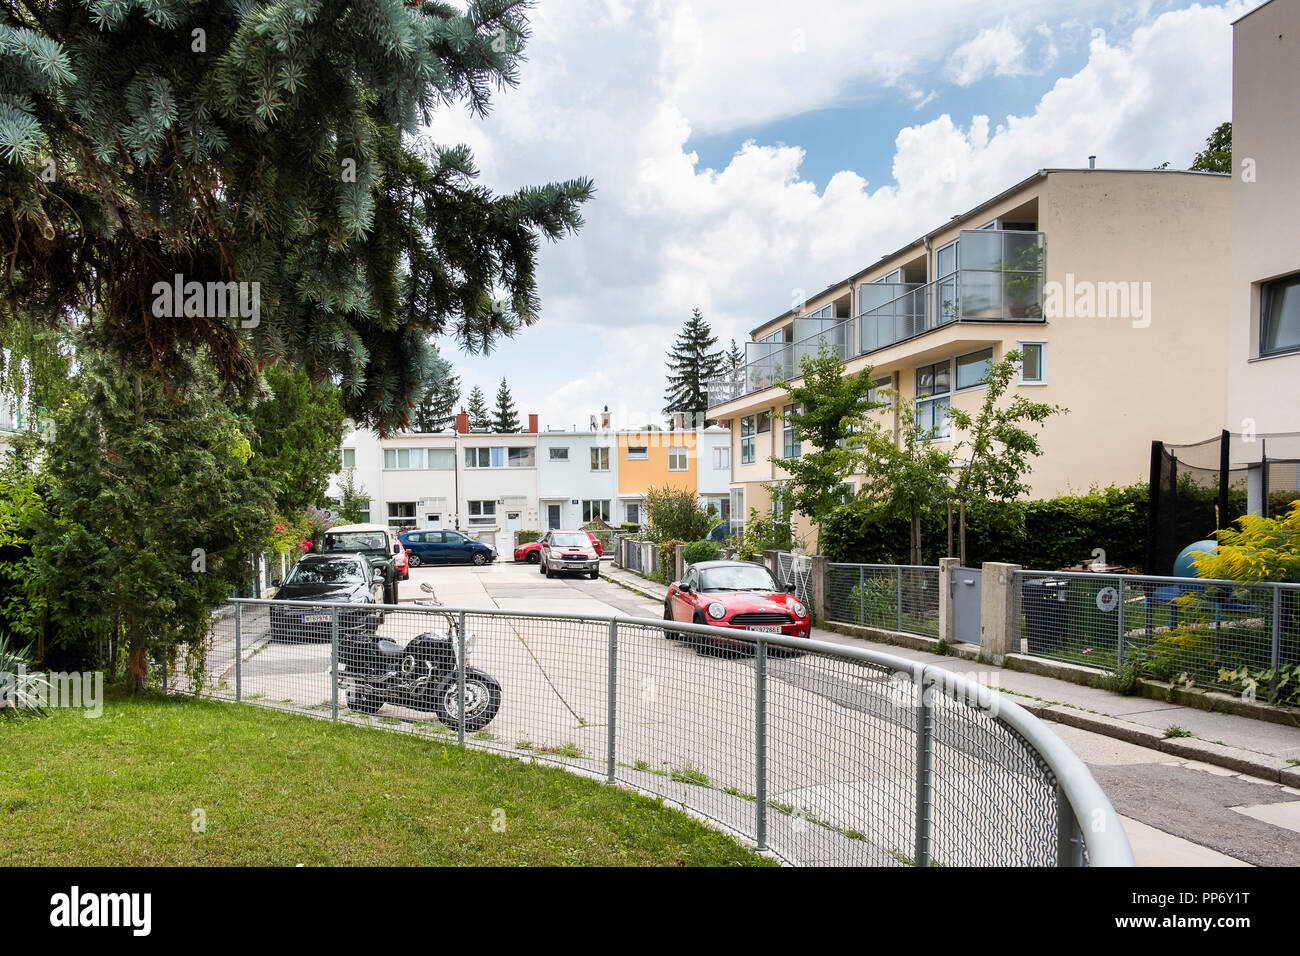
[730,487,745,535]
[781,404,801,459]
[549,446,569,461]
[740,416,755,464]
[590,447,611,471]
[507,446,536,468]
[668,446,688,471]
[915,361,952,439]
[384,448,423,470]
[582,499,610,522]
[1019,343,1045,383]
[467,500,496,525]
[427,448,455,469]
[465,447,489,468]
[387,502,416,529]
[1261,273,1300,356]
[955,347,994,390]
[713,446,730,470]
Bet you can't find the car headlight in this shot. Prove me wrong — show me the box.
[706,602,726,620]
[792,600,807,618]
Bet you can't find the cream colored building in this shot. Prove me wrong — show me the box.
[1228,0,1300,510]
[708,168,1231,542]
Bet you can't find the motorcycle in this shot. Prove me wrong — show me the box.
[337,583,502,731]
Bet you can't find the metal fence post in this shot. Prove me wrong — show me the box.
[896,566,904,633]
[914,673,933,867]
[1116,575,1126,665]
[1271,585,1282,672]
[234,603,243,703]
[858,566,865,625]
[755,639,768,852]
[1057,785,1084,867]
[607,620,618,784]
[457,610,468,747]
[330,605,339,721]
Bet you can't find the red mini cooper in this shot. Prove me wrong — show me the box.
[664,560,810,654]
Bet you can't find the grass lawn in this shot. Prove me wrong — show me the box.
[0,689,773,867]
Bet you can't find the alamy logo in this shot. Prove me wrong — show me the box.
[49,886,151,936]
[151,274,260,328]
[1043,273,1152,328]
[1,666,103,717]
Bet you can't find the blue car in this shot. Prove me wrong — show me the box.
[399,529,497,567]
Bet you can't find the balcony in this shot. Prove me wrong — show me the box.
[707,230,1044,408]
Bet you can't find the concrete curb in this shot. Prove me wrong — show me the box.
[600,570,665,604]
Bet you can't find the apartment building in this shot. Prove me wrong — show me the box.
[538,428,620,530]
[1228,0,1300,510]
[708,167,1231,540]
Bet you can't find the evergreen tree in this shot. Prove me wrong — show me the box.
[411,347,460,433]
[466,385,490,430]
[0,0,593,434]
[664,308,724,420]
[726,338,745,375]
[250,364,347,513]
[491,377,520,433]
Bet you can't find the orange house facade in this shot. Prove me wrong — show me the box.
[616,430,697,527]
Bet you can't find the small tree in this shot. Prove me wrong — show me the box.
[1190,121,1232,173]
[771,341,884,552]
[250,364,347,514]
[466,386,491,430]
[644,485,713,544]
[411,348,460,433]
[334,469,371,525]
[492,378,521,433]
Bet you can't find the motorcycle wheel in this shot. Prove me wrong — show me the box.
[347,693,383,715]
[431,668,502,732]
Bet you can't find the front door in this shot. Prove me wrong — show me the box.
[547,504,561,530]
[506,511,522,532]
[425,513,441,530]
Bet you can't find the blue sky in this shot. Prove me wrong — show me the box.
[429,0,1246,432]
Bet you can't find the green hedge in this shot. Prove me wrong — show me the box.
[683,540,721,566]
[822,481,1233,572]
[516,529,542,544]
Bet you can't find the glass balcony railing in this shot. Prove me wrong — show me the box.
[706,230,1045,408]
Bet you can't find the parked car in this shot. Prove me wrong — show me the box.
[539,530,601,579]
[319,523,403,604]
[399,528,497,567]
[516,531,602,563]
[269,554,383,643]
[663,560,810,655]
[707,519,730,543]
[393,543,409,580]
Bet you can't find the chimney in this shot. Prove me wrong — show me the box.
[455,410,469,434]
[1088,155,1096,169]
[600,405,611,429]
[672,411,686,430]
[527,413,538,434]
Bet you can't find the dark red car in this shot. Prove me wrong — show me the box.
[663,560,810,654]
[515,532,602,563]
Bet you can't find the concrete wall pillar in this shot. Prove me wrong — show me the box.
[980,562,1022,657]
[938,557,958,644]
[674,543,685,582]
[810,554,829,622]
[763,549,779,580]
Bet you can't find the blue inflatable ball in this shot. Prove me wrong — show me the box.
[1172,540,1217,578]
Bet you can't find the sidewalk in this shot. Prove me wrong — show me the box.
[600,564,1300,785]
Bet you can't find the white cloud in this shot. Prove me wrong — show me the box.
[429,1,1246,430]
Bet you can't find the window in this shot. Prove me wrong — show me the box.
[781,403,801,459]
[730,488,745,535]
[1019,343,1045,383]
[387,502,416,529]
[915,361,952,440]
[625,502,640,525]
[627,446,649,460]
[868,375,893,407]
[1261,273,1300,356]
[342,448,356,469]
[713,446,730,470]
[507,446,536,468]
[668,446,688,471]
[467,500,496,525]
[955,347,994,390]
[590,447,610,471]
[935,239,959,278]
[740,416,755,465]
[756,410,771,433]
[464,447,489,469]
[582,499,610,522]
[549,446,569,461]
[384,448,424,470]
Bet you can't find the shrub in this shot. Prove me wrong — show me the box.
[516,530,542,544]
[657,539,687,583]
[645,486,713,544]
[683,540,720,566]
[1192,499,1300,583]
[619,522,641,533]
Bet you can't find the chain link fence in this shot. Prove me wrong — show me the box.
[825,564,942,638]
[179,596,1131,866]
[1015,570,1300,695]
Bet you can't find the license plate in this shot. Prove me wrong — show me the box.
[302,614,329,624]
[746,625,783,634]
[565,563,586,569]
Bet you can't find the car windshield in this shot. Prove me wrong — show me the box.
[322,531,387,553]
[285,559,366,586]
[700,565,777,592]
[550,533,589,548]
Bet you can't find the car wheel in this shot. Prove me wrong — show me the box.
[589,567,600,580]
[538,558,546,575]
[526,551,540,564]
[472,552,488,567]
[407,553,422,567]
[663,602,680,640]
[544,562,554,579]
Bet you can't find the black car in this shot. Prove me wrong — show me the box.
[269,554,383,643]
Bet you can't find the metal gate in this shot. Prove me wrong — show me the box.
[952,565,982,645]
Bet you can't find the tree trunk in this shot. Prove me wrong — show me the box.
[959,499,967,565]
[127,633,148,694]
